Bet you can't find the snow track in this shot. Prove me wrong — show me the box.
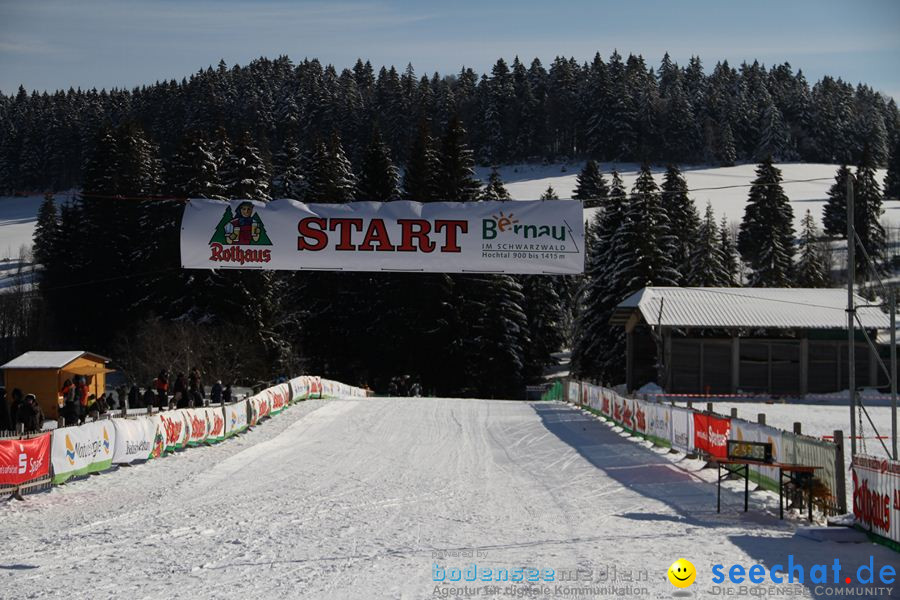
[1,399,895,599]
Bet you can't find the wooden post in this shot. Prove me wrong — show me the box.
[793,422,802,435]
[833,430,847,514]
[800,337,809,397]
[730,407,738,419]
[757,413,766,425]
[732,335,740,394]
[687,401,693,409]
[707,402,714,413]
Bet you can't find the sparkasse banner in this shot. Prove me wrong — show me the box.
[180,199,584,274]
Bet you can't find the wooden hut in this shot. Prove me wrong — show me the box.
[1,351,114,420]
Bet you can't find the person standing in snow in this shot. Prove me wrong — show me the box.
[155,369,169,408]
[174,373,189,408]
[210,380,223,405]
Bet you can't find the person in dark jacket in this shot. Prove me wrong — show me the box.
[173,373,189,408]
[155,370,169,408]
[8,388,24,428]
[210,380,223,405]
[143,384,156,409]
[60,379,78,426]
[128,384,141,409]
[222,384,232,405]
[188,367,204,407]
[0,388,9,431]
[17,394,43,432]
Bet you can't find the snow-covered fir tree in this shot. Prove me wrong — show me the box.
[357,125,400,201]
[885,139,900,200]
[738,157,795,286]
[822,165,853,237]
[540,186,558,200]
[719,216,740,286]
[520,275,566,383]
[795,209,830,287]
[32,193,58,267]
[687,203,731,286]
[271,135,306,199]
[305,134,357,203]
[853,146,887,276]
[572,160,609,208]
[402,120,441,202]
[168,130,225,199]
[438,116,481,201]
[480,168,511,201]
[660,165,699,282]
[222,131,271,201]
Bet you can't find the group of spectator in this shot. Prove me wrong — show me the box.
[150,367,231,410]
[0,365,236,433]
[0,388,44,433]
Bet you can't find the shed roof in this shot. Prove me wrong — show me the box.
[613,287,891,330]
[1,351,111,370]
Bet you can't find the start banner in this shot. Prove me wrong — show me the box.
[0,434,51,486]
[181,199,584,275]
[852,455,900,545]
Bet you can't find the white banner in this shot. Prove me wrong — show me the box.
[224,401,248,437]
[646,402,672,445]
[206,407,225,443]
[111,417,158,464]
[180,199,584,274]
[670,407,694,453]
[852,455,900,545]
[51,421,116,484]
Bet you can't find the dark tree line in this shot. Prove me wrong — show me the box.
[2,52,899,194]
[29,117,567,397]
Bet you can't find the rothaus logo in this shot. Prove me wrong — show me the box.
[482,212,567,242]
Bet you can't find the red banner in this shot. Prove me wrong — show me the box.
[693,413,731,459]
[0,433,51,486]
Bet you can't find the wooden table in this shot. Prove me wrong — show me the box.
[713,458,821,522]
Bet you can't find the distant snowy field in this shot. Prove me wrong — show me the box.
[474,162,893,232]
[0,163,892,262]
[2,398,895,599]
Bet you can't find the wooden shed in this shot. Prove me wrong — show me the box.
[1,351,114,419]
[612,287,892,396]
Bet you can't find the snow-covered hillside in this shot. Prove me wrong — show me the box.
[2,398,892,599]
[0,162,892,263]
[475,162,894,233]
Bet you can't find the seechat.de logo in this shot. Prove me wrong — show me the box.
[668,558,697,588]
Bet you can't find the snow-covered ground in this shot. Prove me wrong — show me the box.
[2,398,894,599]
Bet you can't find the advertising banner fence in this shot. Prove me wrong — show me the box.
[51,422,116,484]
[205,407,225,443]
[159,411,188,452]
[181,199,585,275]
[0,433,51,486]
[851,455,900,546]
[223,401,249,438]
[111,417,158,464]
[563,379,842,511]
[692,413,732,460]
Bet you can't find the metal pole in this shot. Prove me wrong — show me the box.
[892,289,898,460]
[848,175,857,458]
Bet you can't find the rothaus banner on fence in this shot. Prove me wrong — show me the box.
[180,199,585,274]
[852,455,900,545]
[51,421,115,484]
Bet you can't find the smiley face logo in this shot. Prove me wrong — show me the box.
[668,558,696,588]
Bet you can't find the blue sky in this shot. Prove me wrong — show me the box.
[1,0,899,99]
